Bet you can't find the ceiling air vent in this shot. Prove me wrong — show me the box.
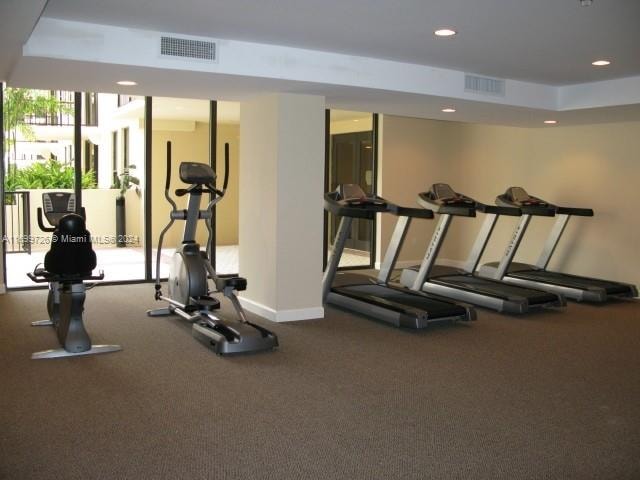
[464,74,505,96]
[160,36,216,61]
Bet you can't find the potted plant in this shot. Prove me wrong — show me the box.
[113,165,140,247]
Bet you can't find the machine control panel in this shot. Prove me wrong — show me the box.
[179,162,216,185]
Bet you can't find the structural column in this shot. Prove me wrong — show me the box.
[239,93,325,321]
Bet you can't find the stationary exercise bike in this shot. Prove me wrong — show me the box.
[147,141,278,355]
[27,192,121,359]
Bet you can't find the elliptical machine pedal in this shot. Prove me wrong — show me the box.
[147,141,278,355]
[192,317,278,355]
[187,295,220,311]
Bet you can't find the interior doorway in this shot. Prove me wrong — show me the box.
[329,131,374,252]
[325,110,378,269]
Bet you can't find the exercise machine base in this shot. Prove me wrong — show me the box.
[147,307,278,355]
[192,320,278,355]
[31,344,122,360]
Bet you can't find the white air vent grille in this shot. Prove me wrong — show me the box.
[160,36,216,61]
[465,74,505,96]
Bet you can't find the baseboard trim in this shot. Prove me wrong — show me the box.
[239,297,324,323]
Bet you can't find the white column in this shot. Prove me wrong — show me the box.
[239,93,325,322]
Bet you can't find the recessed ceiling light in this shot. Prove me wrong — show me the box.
[591,60,611,66]
[434,28,457,37]
[544,120,558,124]
[442,108,456,113]
[579,0,593,6]
[117,80,137,86]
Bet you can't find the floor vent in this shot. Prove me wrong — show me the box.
[465,74,505,96]
[160,36,216,61]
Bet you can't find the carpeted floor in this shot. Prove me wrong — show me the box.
[1,283,639,480]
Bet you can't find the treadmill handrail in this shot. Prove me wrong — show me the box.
[388,205,434,219]
[496,195,556,216]
[324,191,389,219]
[556,206,594,216]
[324,191,434,220]
[477,204,521,216]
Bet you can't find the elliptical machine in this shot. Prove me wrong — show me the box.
[147,141,278,355]
[27,192,121,359]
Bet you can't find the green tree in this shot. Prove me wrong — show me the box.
[2,88,72,172]
[5,159,96,190]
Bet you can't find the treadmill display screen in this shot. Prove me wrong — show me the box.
[432,183,457,200]
[510,187,530,203]
[339,184,367,201]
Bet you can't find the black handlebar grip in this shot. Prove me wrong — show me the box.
[36,208,56,233]
[223,143,230,192]
[166,141,172,190]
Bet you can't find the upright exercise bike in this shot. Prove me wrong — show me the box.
[27,192,121,359]
[147,141,278,355]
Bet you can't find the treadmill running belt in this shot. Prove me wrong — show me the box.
[433,274,559,304]
[509,270,634,294]
[332,284,468,318]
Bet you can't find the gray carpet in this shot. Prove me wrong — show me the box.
[1,284,639,479]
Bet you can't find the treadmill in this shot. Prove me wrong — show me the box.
[479,186,638,302]
[323,184,475,328]
[400,183,565,313]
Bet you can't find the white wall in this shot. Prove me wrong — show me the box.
[378,116,640,287]
[377,116,463,266]
[240,93,325,321]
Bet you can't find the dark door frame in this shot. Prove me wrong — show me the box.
[323,111,379,271]
[0,91,224,289]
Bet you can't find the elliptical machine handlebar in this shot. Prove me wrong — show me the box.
[164,141,179,212]
[204,142,230,210]
[222,143,230,191]
[153,140,231,297]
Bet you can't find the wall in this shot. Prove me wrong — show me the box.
[378,116,640,286]
[215,123,240,245]
[4,188,123,251]
[330,115,373,135]
[377,115,463,266]
[150,121,239,250]
[95,95,145,190]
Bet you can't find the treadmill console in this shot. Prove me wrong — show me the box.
[428,183,475,206]
[324,184,389,219]
[498,187,593,217]
[496,187,557,217]
[501,187,550,207]
[417,183,477,217]
[336,184,386,208]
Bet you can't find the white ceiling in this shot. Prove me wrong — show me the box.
[41,0,640,85]
[1,0,640,127]
[152,98,239,123]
